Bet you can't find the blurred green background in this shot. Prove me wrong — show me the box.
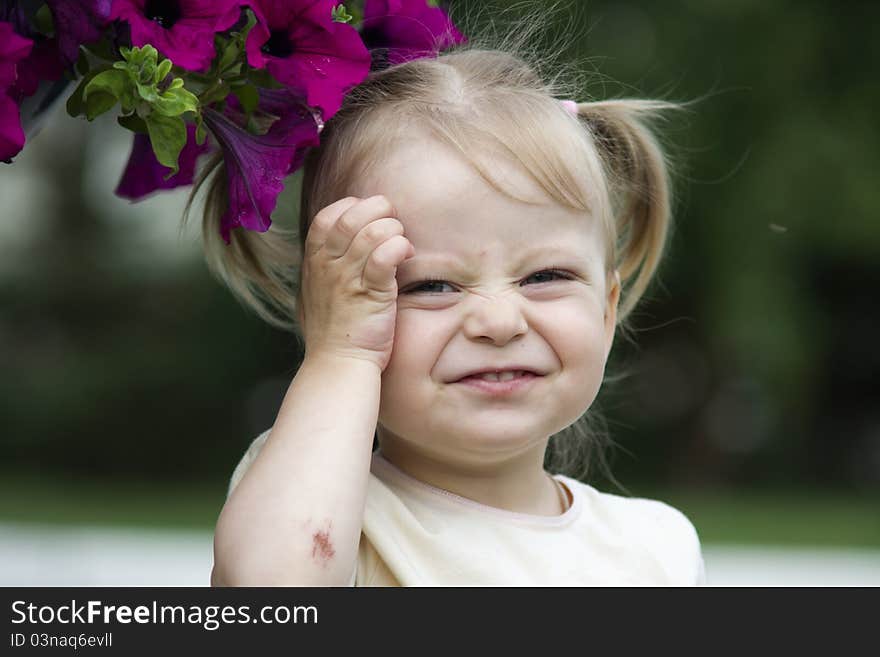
[1,0,878,551]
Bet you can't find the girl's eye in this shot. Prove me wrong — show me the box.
[402,269,573,294]
[404,280,456,294]
[523,269,574,285]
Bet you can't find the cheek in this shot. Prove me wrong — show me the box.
[384,310,446,375]
[378,310,447,415]
[539,301,610,396]
[540,299,607,358]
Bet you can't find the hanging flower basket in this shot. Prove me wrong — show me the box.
[1,0,466,242]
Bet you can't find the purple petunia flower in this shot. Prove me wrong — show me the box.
[109,0,242,72]
[9,38,65,100]
[244,0,370,122]
[0,20,33,162]
[115,122,211,200]
[202,90,321,243]
[0,2,94,105]
[361,0,466,67]
[46,0,112,66]
[0,1,30,37]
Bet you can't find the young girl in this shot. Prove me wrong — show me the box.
[207,43,705,586]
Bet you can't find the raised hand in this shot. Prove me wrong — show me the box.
[297,195,414,372]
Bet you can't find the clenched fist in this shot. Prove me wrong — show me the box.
[296,195,415,372]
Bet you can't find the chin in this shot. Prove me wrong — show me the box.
[445,418,550,452]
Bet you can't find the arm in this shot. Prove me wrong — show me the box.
[212,353,380,586]
[211,194,412,586]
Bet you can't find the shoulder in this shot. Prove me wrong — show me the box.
[226,428,273,499]
[561,477,705,583]
[600,487,698,539]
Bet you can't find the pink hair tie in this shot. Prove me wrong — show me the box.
[560,99,579,115]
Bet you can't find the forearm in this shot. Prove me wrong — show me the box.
[212,353,381,586]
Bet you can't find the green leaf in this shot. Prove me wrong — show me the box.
[155,59,173,83]
[145,112,187,176]
[34,4,55,36]
[87,36,120,62]
[66,69,104,118]
[83,91,118,120]
[222,62,242,78]
[232,8,259,46]
[215,38,241,75]
[233,84,259,115]
[136,81,159,103]
[194,114,207,146]
[126,44,158,69]
[75,50,90,77]
[153,85,200,117]
[81,68,131,121]
[197,81,230,107]
[331,4,353,23]
[120,93,139,115]
[85,69,129,103]
[347,2,364,24]
[247,68,282,89]
[246,111,277,136]
[138,60,157,86]
[118,114,149,134]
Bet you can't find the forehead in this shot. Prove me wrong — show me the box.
[349,134,605,260]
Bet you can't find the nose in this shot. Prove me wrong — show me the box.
[462,292,529,346]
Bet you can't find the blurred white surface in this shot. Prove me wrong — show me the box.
[1,523,879,586]
[702,545,880,586]
[0,523,213,586]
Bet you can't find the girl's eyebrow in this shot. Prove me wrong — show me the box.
[403,244,591,269]
[512,245,592,266]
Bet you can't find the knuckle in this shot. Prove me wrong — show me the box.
[311,207,335,227]
[369,235,404,266]
[368,246,392,267]
[335,212,360,236]
[307,212,334,237]
[313,197,358,226]
[333,196,361,211]
[368,194,396,217]
[362,223,385,242]
[364,218,402,242]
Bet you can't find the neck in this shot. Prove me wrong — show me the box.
[375,430,565,516]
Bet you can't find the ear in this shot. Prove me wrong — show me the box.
[603,270,621,359]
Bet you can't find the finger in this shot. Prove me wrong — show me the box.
[343,217,405,263]
[323,195,396,259]
[362,235,414,293]
[305,197,360,257]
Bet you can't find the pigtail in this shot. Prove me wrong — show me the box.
[577,99,678,324]
[183,156,303,335]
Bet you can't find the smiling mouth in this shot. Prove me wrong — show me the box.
[456,370,538,383]
[452,372,543,394]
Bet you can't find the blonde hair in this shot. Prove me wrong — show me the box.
[186,7,680,483]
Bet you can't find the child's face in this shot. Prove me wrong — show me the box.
[352,133,620,467]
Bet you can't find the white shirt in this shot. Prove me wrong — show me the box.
[228,430,706,586]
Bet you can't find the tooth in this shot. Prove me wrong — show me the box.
[480,372,500,382]
[498,371,515,382]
